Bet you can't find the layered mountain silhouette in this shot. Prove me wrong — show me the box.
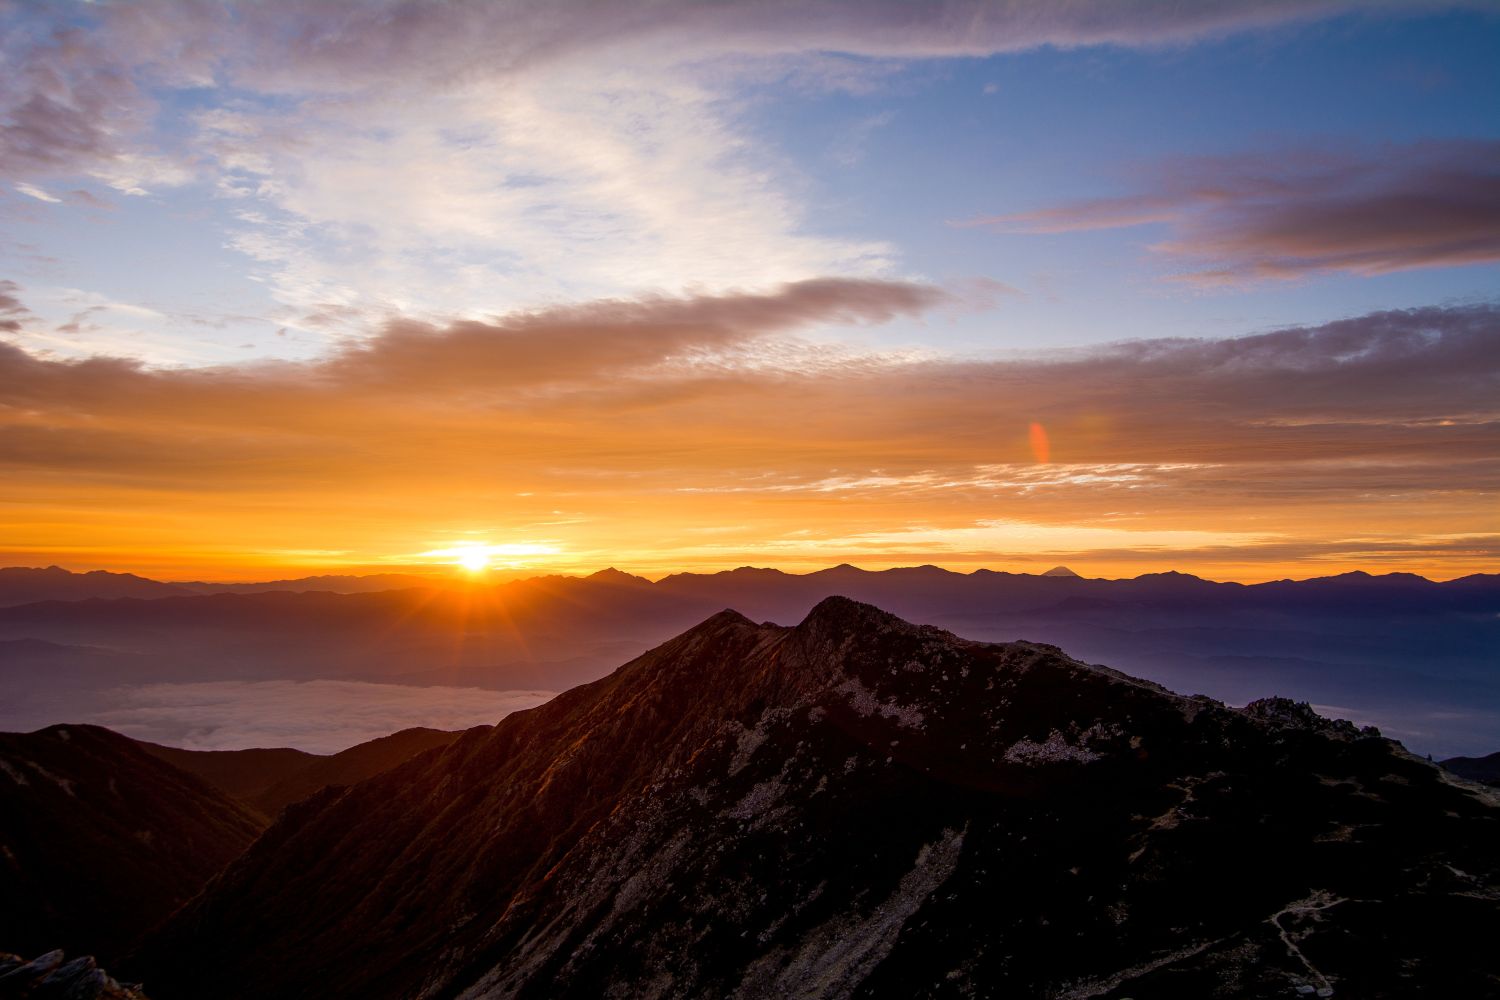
[0,725,262,964]
[2,565,1497,755]
[0,724,466,964]
[139,727,464,820]
[130,599,1499,999]
[0,568,191,608]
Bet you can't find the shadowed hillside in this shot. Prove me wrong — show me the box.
[0,726,262,964]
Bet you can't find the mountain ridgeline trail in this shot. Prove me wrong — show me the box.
[131,598,1499,999]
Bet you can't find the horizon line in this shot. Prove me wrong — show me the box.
[4,561,1494,589]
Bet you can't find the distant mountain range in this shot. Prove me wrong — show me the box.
[1,564,1496,757]
[117,599,1497,999]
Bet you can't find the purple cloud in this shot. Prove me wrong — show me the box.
[0,279,30,333]
[963,141,1500,282]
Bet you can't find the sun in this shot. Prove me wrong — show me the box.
[456,549,490,573]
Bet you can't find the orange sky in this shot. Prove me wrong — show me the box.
[2,282,1494,584]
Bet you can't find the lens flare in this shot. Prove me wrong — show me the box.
[1029,422,1050,463]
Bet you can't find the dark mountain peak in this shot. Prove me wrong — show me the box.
[696,606,759,630]
[797,593,911,633]
[133,600,1500,1000]
[1041,565,1080,577]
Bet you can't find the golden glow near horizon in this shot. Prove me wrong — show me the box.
[417,543,564,577]
[457,549,490,574]
[1,286,1494,585]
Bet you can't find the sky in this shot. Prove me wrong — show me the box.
[1,0,1496,582]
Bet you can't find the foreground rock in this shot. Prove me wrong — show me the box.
[134,598,1500,998]
[0,951,148,999]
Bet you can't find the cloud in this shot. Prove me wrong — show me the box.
[964,141,1500,282]
[14,182,59,203]
[2,1,1477,331]
[0,279,31,332]
[84,680,556,753]
[0,282,1494,578]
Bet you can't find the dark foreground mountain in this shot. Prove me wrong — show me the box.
[139,727,464,820]
[134,598,1499,999]
[0,726,262,964]
[1442,750,1500,788]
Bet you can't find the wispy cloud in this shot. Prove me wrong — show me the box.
[963,141,1500,282]
[0,279,31,333]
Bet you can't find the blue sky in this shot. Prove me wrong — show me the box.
[3,3,1496,365]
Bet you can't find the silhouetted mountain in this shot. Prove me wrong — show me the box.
[134,600,1500,999]
[0,568,190,608]
[1042,565,1081,577]
[2,565,1497,755]
[0,725,262,964]
[139,727,465,820]
[1442,751,1500,788]
[0,950,148,999]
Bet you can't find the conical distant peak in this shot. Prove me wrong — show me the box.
[586,567,649,584]
[1042,566,1081,578]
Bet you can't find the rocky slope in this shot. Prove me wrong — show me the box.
[139,727,464,820]
[0,725,263,963]
[133,598,1499,998]
[0,951,148,999]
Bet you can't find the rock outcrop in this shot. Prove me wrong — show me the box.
[0,950,148,999]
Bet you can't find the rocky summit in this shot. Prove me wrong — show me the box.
[133,598,1499,999]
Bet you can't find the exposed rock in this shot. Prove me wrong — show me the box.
[0,951,148,999]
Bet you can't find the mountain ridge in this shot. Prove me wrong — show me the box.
[132,598,1500,999]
